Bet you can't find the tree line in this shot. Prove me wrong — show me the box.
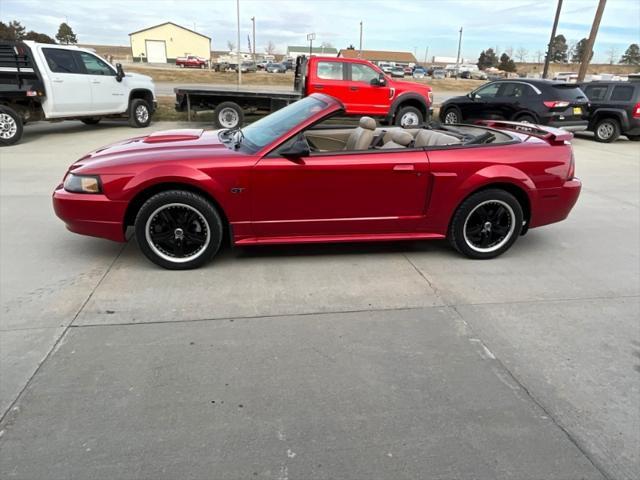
[0,20,78,45]
[478,36,639,72]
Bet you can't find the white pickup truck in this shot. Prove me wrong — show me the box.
[0,41,156,145]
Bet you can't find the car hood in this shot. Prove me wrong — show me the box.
[124,71,153,82]
[392,79,432,94]
[71,128,240,173]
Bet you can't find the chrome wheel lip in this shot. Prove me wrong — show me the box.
[218,107,239,128]
[597,122,614,139]
[145,203,211,263]
[0,113,17,139]
[444,111,458,124]
[400,111,420,126]
[135,104,149,123]
[463,199,516,253]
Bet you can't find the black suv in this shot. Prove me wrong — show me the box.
[579,81,640,142]
[440,79,589,131]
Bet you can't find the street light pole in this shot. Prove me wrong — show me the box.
[455,27,463,78]
[236,0,241,86]
[543,0,563,79]
[251,16,256,64]
[307,33,315,56]
[577,0,606,82]
[359,21,363,57]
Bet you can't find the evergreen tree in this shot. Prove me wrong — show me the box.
[620,44,640,65]
[571,38,593,63]
[55,22,77,44]
[498,53,517,72]
[550,34,568,63]
[477,48,498,69]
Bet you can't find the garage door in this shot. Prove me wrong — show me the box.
[145,40,167,63]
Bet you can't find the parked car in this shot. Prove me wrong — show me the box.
[256,61,269,70]
[239,61,257,73]
[579,81,640,142]
[460,71,472,79]
[53,93,580,269]
[432,69,446,79]
[403,66,413,75]
[378,62,393,73]
[0,40,156,146]
[175,55,208,69]
[390,66,405,78]
[472,71,488,80]
[413,67,426,79]
[439,79,589,131]
[283,59,294,70]
[266,63,287,73]
[176,56,433,129]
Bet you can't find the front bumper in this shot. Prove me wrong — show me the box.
[52,186,128,242]
[529,178,582,228]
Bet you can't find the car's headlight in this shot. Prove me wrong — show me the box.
[63,173,101,194]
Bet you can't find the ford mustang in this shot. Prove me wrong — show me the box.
[53,93,581,269]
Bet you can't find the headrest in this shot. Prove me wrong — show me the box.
[359,116,376,130]
[391,129,414,146]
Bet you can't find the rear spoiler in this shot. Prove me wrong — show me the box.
[476,120,573,144]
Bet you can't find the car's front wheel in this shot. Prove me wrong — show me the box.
[449,189,523,259]
[128,98,152,128]
[442,106,461,124]
[593,117,620,143]
[134,190,223,269]
[395,106,424,127]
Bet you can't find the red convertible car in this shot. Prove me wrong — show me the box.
[53,94,581,269]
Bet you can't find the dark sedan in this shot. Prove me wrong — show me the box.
[440,79,589,131]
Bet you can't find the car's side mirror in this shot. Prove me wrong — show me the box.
[371,74,387,87]
[280,138,310,161]
[115,63,125,82]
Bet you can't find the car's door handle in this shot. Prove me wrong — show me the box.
[52,79,63,83]
[393,164,415,171]
[350,86,359,91]
[315,85,324,90]
[92,80,101,84]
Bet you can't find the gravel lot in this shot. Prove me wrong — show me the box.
[0,121,638,479]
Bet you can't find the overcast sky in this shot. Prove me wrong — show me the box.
[2,0,639,62]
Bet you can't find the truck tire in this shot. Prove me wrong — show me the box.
[395,106,424,127]
[81,117,101,125]
[128,98,152,128]
[213,102,244,129]
[0,105,23,146]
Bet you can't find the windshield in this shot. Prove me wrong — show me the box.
[241,96,328,149]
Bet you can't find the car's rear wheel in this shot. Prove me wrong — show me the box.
[0,105,23,146]
[213,101,244,129]
[449,189,523,259]
[443,106,461,124]
[593,117,620,143]
[395,106,424,127]
[134,190,223,270]
[515,113,536,124]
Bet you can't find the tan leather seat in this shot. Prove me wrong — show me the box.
[414,129,461,147]
[380,130,414,149]
[345,116,376,150]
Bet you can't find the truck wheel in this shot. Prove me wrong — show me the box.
[0,105,23,146]
[213,102,244,129]
[81,117,101,125]
[128,98,152,128]
[395,106,424,127]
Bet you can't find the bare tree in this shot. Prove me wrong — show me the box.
[606,46,618,65]
[566,39,578,62]
[515,47,529,62]
[505,46,514,58]
[535,50,544,64]
[265,40,276,55]
[227,40,236,52]
[320,41,334,48]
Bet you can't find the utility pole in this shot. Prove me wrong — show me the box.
[359,21,363,57]
[455,27,463,78]
[236,0,241,86]
[307,32,315,56]
[543,0,563,79]
[578,0,606,81]
[424,46,429,64]
[251,16,256,64]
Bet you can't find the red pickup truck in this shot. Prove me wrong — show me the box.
[175,56,433,128]
[175,55,208,69]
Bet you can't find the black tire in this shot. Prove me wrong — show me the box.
[81,117,101,125]
[134,190,224,270]
[514,113,537,124]
[394,106,424,127]
[449,189,523,259]
[128,98,152,128]
[213,101,244,129]
[626,135,640,141]
[593,117,620,143]
[442,106,462,124]
[0,105,23,146]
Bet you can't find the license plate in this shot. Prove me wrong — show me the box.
[573,107,582,115]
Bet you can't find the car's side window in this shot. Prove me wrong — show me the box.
[351,64,379,84]
[584,85,608,101]
[78,52,115,76]
[43,48,82,74]
[500,83,528,98]
[610,85,634,102]
[317,61,344,81]
[474,83,500,99]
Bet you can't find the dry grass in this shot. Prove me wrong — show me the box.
[126,65,295,86]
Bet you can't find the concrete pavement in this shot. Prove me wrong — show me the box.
[0,120,638,479]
